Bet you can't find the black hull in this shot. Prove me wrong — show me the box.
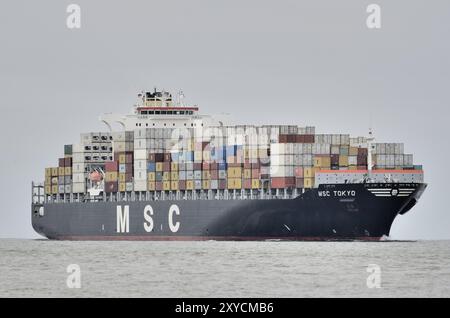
[31,183,426,241]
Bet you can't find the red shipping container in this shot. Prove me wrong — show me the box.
[357,156,367,165]
[202,162,210,170]
[251,162,261,169]
[155,182,163,191]
[331,155,339,165]
[357,148,368,156]
[178,180,186,190]
[193,163,202,170]
[105,161,118,172]
[163,162,170,171]
[295,178,304,188]
[148,153,156,162]
[294,167,303,177]
[59,158,65,167]
[287,135,296,143]
[164,153,172,162]
[105,181,118,193]
[243,179,252,189]
[244,162,251,169]
[125,153,133,164]
[64,157,72,167]
[251,169,260,179]
[218,180,227,190]
[278,135,288,143]
[125,173,133,182]
[210,170,218,179]
[209,163,218,170]
[155,153,164,162]
[271,177,295,189]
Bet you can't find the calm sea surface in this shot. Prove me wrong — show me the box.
[0,239,449,297]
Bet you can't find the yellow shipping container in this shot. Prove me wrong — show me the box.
[227,167,242,178]
[51,185,58,194]
[45,176,52,185]
[244,149,250,159]
[51,167,59,176]
[118,154,126,164]
[202,151,211,161]
[148,172,156,181]
[349,147,358,156]
[171,162,178,171]
[45,185,51,194]
[186,180,194,190]
[64,167,72,176]
[105,171,118,182]
[163,172,170,181]
[304,167,313,178]
[119,183,126,192]
[194,151,202,161]
[171,171,179,181]
[304,177,314,188]
[339,155,349,166]
[227,178,242,189]
[148,181,156,191]
[314,156,331,168]
[45,168,52,177]
[187,139,194,152]
[171,181,179,190]
[202,180,210,189]
[156,162,163,172]
[251,179,260,189]
[58,167,65,176]
[243,169,251,179]
[349,165,357,170]
[202,170,211,180]
[163,181,171,191]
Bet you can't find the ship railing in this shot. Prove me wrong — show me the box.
[39,187,307,204]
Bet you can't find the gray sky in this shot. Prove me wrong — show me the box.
[0,0,449,239]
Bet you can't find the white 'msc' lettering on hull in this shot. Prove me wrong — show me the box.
[116,204,181,233]
[318,190,356,197]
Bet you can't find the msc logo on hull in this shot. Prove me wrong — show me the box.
[116,204,180,233]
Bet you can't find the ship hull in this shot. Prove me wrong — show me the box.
[31,183,426,241]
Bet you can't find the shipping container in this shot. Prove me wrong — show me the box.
[271,177,295,189]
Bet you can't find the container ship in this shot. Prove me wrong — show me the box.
[31,89,427,240]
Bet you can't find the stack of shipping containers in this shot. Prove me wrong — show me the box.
[44,125,421,198]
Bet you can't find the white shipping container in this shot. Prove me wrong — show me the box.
[394,155,404,166]
[134,138,147,150]
[134,180,147,191]
[270,165,294,177]
[72,173,85,183]
[72,163,86,173]
[72,153,85,163]
[404,154,413,166]
[134,169,147,181]
[302,154,313,166]
[348,156,357,165]
[72,182,85,193]
[270,154,293,166]
[134,149,147,160]
[134,159,147,170]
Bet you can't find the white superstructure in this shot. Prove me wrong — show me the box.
[99,89,223,131]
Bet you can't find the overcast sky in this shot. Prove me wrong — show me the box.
[0,0,449,239]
